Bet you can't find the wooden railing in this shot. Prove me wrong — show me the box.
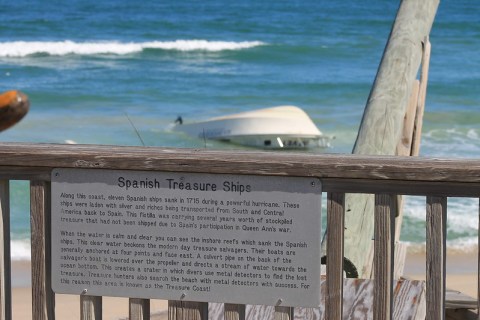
[0,142,479,320]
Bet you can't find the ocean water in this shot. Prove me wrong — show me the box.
[0,0,479,260]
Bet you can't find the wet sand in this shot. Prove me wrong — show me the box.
[404,251,478,298]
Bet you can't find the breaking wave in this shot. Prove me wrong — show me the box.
[421,127,480,158]
[402,196,479,254]
[0,40,266,57]
[11,240,31,261]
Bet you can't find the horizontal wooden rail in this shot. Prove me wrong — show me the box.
[1,143,480,195]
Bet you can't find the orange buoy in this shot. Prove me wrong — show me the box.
[0,90,29,132]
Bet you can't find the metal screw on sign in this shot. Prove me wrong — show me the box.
[81,289,88,295]
[276,298,283,305]
[180,293,186,299]
[311,181,315,187]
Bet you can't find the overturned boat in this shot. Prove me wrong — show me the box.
[173,105,331,149]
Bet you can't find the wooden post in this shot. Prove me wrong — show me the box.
[80,296,102,320]
[168,301,208,320]
[224,304,245,320]
[30,180,55,320]
[129,298,150,320]
[373,194,395,320]
[0,180,11,320]
[426,196,446,320]
[343,0,439,277]
[326,192,345,320]
[352,1,438,155]
[274,306,293,320]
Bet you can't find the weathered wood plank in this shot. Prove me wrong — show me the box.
[3,143,480,185]
[396,80,420,157]
[168,301,207,320]
[358,39,428,278]
[326,192,345,320]
[168,301,180,320]
[368,241,407,280]
[353,0,438,156]
[318,278,425,319]
[345,0,438,276]
[392,279,426,320]
[426,196,447,320]
[274,306,293,320]
[214,278,424,320]
[80,295,102,320]
[362,240,407,281]
[373,194,395,320]
[0,167,50,181]
[293,307,319,320]
[246,305,275,319]
[2,164,480,197]
[411,37,431,157]
[208,303,223,320]
[213,304,320,320]
[129,298,150,320]
[0,180,11,320]
[30,180,55,320]
[224,303,245,320]
[394,79,420,241]
[393,242,407,280]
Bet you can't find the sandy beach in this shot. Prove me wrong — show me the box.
[405,251,478,298]
[10,250,478,319]
[13,288,169,320]
[11,261,168,320]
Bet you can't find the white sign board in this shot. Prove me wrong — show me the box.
[51,168,322,307]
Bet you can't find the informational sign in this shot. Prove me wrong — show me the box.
[51,168,322,307]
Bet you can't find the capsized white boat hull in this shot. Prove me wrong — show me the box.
[219,134,331,149]
[173,106,331,149]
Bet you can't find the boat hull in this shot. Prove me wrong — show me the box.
[173,106,331,149]
[220,134,331,149]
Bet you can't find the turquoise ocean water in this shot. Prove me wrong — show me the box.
[1,1,479,260]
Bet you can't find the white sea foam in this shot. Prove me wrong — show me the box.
[0,40,266,57]
[402,196,479,253]
[467,129,479,140]
[422,127,480,158]
[412,128,480,251]
[11,240,31,261]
